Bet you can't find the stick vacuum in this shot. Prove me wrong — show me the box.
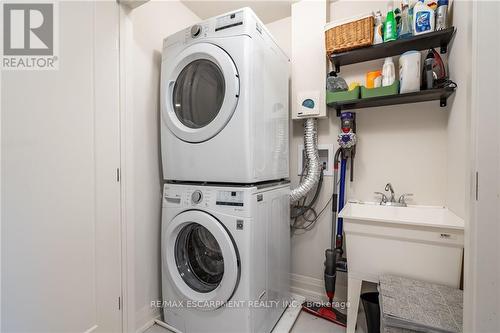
[302,112,356,327]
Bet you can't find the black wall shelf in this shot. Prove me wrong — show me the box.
[328,87,456,116]
[330,27,456,72]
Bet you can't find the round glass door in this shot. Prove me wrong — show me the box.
[161,43,239,143]
[172,59,225,129]
[175,223,224,293]
[163,210,240,309]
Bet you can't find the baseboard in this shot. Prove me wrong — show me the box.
[135,307,161,333]
[290,272,347,303]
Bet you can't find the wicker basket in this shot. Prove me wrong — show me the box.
[325,15,374,55]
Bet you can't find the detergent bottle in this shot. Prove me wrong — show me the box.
[412,0,435,35]
[384,5,398,42]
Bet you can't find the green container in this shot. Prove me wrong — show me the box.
[326,86,360,104]
[361,81,399,99]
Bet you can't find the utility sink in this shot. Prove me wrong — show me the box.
[339,201,465,230]
[338,202,464,333]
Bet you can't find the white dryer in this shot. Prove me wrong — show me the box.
[160,8,289,183]
[161,182,291,333]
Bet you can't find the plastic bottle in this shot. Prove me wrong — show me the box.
[382,57,396,87]
[326,71,348,92]
[373,11,384,44]
[399,0,412,39]
[412,0,435,35]
[384,5,397,42]
[436,0,448,30]
[408,0,417,35]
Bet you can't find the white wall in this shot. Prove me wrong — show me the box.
[267,17,292,58]
[268,0,471,299]
[445,0,472,218]
[328,0,452,207]
[128,1,200,331]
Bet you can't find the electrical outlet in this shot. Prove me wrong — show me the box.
[297,144,335,176]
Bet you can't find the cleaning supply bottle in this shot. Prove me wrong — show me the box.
[326,71,348,92]
[383,5,398,42]
[408,0,417,34]
[399,0,412,38]
[373,11,384,44]
[382,57,396,87]
[436,0,448,30]
[413,0,435,35]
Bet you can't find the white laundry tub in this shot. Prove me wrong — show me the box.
[338,202,464,333]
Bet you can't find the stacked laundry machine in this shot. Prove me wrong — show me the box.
[160,8,291,333]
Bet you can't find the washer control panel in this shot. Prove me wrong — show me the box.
[163,184,249,215]
[191,190,203,204]
[190,24,201,38]
[216,190,244,207]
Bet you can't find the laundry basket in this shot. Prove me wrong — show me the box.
[325,14,374,55]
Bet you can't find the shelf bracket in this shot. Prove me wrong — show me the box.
[334,63,340,73]
[440,44,447,54]
[440,97,447,107]
[336,107,341,117]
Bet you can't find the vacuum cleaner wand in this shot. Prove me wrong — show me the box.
[302,113,356,328]
[302,149,347,327]
[324,147,342,302]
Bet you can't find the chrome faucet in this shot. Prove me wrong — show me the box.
[374,183,413,207]
[385,183,396,203]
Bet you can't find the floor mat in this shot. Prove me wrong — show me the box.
[378,275,463,333]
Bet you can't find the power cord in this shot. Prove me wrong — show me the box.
[291,161,333,233]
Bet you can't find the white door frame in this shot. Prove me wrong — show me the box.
[465,1,500,332]
[118,3,136,333]
[118,1,159,332]
[119,5,135,332]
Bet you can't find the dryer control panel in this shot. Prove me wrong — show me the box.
[215,10,244,32]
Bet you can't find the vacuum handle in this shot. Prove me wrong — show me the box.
[332,193,338,212]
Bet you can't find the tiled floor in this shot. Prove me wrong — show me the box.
[144,305,368,333]
[144,324,171,333]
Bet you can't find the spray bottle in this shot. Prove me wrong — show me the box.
[399,0,412,38]
[373,11,384,44]
[384,5,398,42]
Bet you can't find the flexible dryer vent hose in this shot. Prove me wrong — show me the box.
[290,118,321,203]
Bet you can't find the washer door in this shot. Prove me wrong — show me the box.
[164,210,240,310]
[162,43,239,143]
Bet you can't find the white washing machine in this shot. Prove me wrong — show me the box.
[161,182,291,333]
[160,8,289,183]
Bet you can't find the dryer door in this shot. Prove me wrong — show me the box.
[163,210,240,310]
[162,42,239,143]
